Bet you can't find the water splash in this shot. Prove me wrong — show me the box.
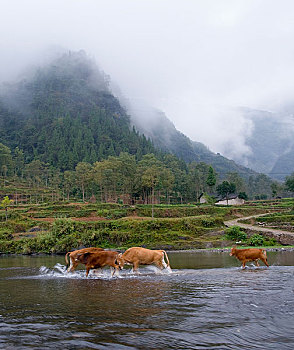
[36,263,175,280]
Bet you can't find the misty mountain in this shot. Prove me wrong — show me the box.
[0,50,274,183]
[128,103,256,179]
[0,51,156,170]
[234,108,294,180]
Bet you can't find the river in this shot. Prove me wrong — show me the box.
[0,250,293,349]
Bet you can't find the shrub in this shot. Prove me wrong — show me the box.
[249,234,264,246]
[0,230,13,240]
[51,218,76,238]
[263,237,276,246]
[0,240,19,254]
[225,226,247,241]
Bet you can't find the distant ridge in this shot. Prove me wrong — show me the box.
[128,103,256,179]
[237,107,294,180]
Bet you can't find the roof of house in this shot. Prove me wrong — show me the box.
[215,194,242,202]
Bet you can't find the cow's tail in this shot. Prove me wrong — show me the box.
[162,250,170,268]
[261,249,269,267]
[65,252,70,270]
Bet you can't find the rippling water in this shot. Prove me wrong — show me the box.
[0,251,293,349]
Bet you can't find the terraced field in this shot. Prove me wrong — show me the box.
[0,199,293,254]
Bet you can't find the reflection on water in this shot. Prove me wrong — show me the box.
[0,250,293,349]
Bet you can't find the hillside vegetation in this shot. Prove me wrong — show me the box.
[1,198,293,254]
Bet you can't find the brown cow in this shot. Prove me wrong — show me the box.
[119,247,171,272]
[65,247,104,272]
[230,246,269,269]
[75,250,124,277]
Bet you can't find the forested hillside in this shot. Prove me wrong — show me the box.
[0,51,288,202]
[0,51,155,170]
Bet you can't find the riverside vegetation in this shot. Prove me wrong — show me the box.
[0,198,293,255]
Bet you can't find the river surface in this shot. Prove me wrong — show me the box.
[0,250,294,349]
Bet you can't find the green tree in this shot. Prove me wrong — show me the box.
[251,174,273,199]
[226,172,246,193]
[162,154,188,203]
[206,166,217,193]
[136,154,165,216]
[188,162,210,202]
[238,192,248,200]
[92,161,105,202]
[1,165,8,186]
[141,165,161,218]
[160,167,175,204]
[0,143,12,175]
[63,171,76,201]
[93,157,121,203]
[271,182,278,198]
[13,147,25,177]
[216,181,236,205]
[24,160,47,187]
[285,172,294,192]
[117,152,136,201]
[1,196,13,221]
[75,162,92,202]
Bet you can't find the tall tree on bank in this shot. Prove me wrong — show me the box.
[188,162,211,201]
[141,165,161,218]
[285,172,294,193]
[226,172,246,194]
[75,162,92,202]
[216,181,236,205]
[63,170,75,201]
[160,167,175,204]
[206,166,217,194]
[0,143,12,176]
[1,196,13,221]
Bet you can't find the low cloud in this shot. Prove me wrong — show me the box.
[1,0,294,162]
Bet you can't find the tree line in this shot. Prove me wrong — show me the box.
[1,141,292,204]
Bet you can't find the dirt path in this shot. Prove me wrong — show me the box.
[224,213,294,245]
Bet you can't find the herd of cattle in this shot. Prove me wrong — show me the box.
[65,246,269,277]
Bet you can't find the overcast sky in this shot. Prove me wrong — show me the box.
[1,0,294,158]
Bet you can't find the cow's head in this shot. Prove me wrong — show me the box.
[114,253,125,270]
[230,246,237,256]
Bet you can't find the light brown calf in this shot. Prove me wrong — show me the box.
[230,246,269,268]
[65,247,104,272]
[120,247,171,272]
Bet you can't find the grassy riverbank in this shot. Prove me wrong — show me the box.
[0,199,293,254]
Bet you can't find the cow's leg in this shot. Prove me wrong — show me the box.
[133,261,139,273]
[159,254,167,269]
[255,259,260,267]
[68,257,76,272]
[86,267,91,277]
[155,258,164,270]
[67,258,73,272]
[261,256,269,267]
[72,260,79,272]
[242,261,246,269]
[111,266,120,277]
